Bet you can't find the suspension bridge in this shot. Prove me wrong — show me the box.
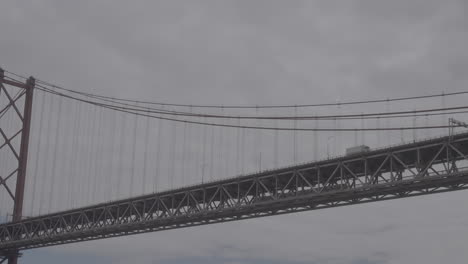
[1,68,468,263]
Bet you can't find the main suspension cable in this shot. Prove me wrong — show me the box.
[35,83,468,122]
[28,71,468,109]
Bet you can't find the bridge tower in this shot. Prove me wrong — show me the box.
[0,69,35,264]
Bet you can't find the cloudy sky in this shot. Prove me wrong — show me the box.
[1,1,468,263]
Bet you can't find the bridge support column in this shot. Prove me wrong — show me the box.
[6,251,21,264]
[13,76,34,222]
[0,70,35,264]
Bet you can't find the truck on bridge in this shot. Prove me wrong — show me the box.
[346,145,370,156]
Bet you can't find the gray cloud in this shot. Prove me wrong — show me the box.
[2,1,468,263]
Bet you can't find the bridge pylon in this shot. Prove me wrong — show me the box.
[0,69,35,264]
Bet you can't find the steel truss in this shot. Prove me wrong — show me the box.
[0,73,26,210]
[1,132,468,254]
[0,70,34,263]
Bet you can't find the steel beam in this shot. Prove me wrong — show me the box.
[1,132,468,252]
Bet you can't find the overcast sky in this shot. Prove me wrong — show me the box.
[1,1,468,263]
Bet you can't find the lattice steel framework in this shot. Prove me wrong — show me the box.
[0,69,35,264]
[1,132,468,254]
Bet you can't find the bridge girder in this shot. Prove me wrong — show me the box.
[1,132,468,252]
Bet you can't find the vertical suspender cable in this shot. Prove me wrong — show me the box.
[48,96,63,212]
[117,113,126,200]
[333,117,337,157]
[29,91,45,216]
[225,117,230,176]
[155,107,163,192]
[92,106,103,202]
[386,99,390,144]
[104,108,112,201]
[202,117,207,183]
[236,117,240,174]
[84,106,92,205]
[181,116,187,186]
[425,114,430,138]
[170,120,177,188]
[218,109,224,177]
[361,113,365,145]
[109,103,117,200]
[209,124,215,180]
[72,103,80,207]
[256,107,261,169]
[258,107,262,170]
[73,101,85,208]
[142,108,150,194]
[130,112,138,196]
[337,102,341,155]
[354,129,358,146]
[313,116,318,161]
[49,97,62,213]
[293,106,297,164]
[376,117,381,146]
[85,105,97,205]
[38,94,53,214]
[274,119,279,168]
[441,91,446,132]
[400,128,404,143]
[98,106,106,201]
[188,106,193,184]
[241,125,245,175]
[83,105,94,206]
[66,98,79,209]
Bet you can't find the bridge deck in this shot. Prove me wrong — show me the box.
[2,132,468,253]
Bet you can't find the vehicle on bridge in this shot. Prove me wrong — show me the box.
[346,145,370,156]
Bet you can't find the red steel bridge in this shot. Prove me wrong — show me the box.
[1,69,468,263]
